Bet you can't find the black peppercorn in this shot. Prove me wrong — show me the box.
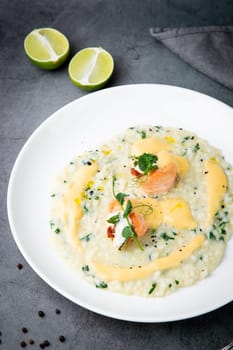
[59,335,65,343]
[38,311,45,318]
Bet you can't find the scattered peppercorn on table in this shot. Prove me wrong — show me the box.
[2,0,233,349]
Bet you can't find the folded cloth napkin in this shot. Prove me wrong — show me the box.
[150,26,233,90]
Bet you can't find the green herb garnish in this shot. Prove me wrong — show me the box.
[219,221,228,227]
[221,228,226,235]
[80,233,93,242]
[148,282,157,295]
[181,136,190,144]
[161,233,174,241]
[122,226,134,239]
[209,232,216,240]
[137,130,147,139]
[107,214,120,224]
[116,192,129,205]
[55,228,61,234]
[123,200,132,217]
[193,143,200,153]
[83,204,89,213]
[134,153,158,175]
[112,176,144,251]
[82,265,89,272]
[132,204,153,216]
[96,282,108,289]
[50,221,55,229]
[175,280,179,285]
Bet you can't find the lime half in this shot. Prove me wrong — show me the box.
[68,47,114,90]
[24,28,70,70]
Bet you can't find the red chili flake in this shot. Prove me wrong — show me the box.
[107,226,115,239]
[130,168,142,177]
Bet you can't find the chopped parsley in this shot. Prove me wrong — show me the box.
[137,130,147,139]
[175,280,180,285]
[96,282,108,289]
[209,232,216,240]
[148,282,157,295]
[55,228,61,234]
[181,136,190,144]
[80,233,93,242]
[50,221,55,229]
[193,143,200,153]
[161,233,175,241]
[82,265,89,272]
[83,203,89,213]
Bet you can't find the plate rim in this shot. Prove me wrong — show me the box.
[7,83,233,322]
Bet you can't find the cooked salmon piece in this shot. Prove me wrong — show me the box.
[140,163,178,195]
[107,199,149,238]
[109,199,121,213]
[129,212,149,237]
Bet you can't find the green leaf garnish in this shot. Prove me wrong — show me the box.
[116,192,129,205]
[122,226,134,239]
[135,153,158,175]
[148,282,157,295]
[107,214,120,224]
[55,228,61,234]
[112,175,144,251]
[123,200,132,217]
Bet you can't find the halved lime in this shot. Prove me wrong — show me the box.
[68,47,114,90]
[24,28,70,70]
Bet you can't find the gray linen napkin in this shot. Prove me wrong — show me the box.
[150,26,233,90]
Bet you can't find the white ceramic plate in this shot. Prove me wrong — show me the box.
[7,84,233,322]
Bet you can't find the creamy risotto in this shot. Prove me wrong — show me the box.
[50,126,233,297]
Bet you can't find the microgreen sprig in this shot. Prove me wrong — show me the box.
[134,153,158,175]
[112,175,144,251]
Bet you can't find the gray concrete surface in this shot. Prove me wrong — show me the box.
[1,0,233,349]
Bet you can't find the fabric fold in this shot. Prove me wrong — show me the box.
[150,26,233,90]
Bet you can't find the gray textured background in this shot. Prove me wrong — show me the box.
[1,0,233,349]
